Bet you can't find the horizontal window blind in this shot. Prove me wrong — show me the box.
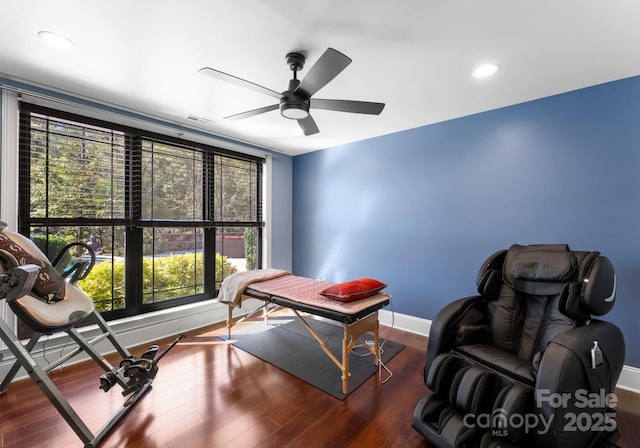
[25,112,128,221]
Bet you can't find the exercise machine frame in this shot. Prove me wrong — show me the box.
[0,237,182,447]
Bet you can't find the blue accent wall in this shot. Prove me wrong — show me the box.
[293,75,640,367]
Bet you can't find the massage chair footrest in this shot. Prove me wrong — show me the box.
[415,353,535,447]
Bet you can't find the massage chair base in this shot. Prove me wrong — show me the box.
[413,326,623,448]
[412,380,621,448]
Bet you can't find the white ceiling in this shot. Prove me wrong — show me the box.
[1,1,639,156]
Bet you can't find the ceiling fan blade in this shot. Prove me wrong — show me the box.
[297,115,319,136]
[312,99,385,115]
[198,67,282,99]
[224,104,279,120]
[296,48,352,97]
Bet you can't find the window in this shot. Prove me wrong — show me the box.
[18,103,263,321]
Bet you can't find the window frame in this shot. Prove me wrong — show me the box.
[18,102,264,321]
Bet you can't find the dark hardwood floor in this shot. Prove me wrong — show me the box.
[1,314,638,448]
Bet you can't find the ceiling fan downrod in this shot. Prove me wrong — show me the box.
[281,52,309,119]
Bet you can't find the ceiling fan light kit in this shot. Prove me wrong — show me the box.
[199,48,385,136]
[280,99,310,120]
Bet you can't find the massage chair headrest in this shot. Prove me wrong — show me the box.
[504,244,574,296]
[476,244,616,320]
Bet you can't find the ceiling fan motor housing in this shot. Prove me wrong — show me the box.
[280,77,310,119]
[280,94,310,119]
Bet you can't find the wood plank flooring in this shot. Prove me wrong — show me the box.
[1,314,638,447]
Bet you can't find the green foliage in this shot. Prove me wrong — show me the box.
[78,252,237,312]
[141,142,204,221]
[213,156,258,221]
[29,116,126,220]
[78,260,125,312]
[142,252,204,301]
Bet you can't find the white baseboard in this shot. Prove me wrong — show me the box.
[379,309,640,395]
[617,365,640,393]
[2,303,638,396]
[379,309,430,336]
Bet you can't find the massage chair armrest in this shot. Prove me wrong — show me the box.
[537,320,625,395]
[425,295,489,376]
[534,320,625,447]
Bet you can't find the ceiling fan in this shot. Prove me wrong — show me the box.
[198,48,385,136]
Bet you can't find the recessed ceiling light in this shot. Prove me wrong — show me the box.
[472,63,500,78]
[185,114,213,125]
[38,31,76,50]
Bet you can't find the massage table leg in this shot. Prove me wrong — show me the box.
[342,311,380,394]
[226,300,274,338]
[291,309,381,395]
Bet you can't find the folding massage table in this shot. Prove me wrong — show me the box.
[221,271,391,395]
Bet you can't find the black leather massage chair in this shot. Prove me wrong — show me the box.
[412,244,625,447]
